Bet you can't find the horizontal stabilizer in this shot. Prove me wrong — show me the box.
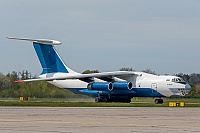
[7,37,61,45]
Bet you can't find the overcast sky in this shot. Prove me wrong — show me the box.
[1,0,200,75]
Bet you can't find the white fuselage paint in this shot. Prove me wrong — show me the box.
[134,72,186,97]
[39,72,188,97]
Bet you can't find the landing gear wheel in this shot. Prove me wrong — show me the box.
[155,99,163,104]
[124,99,131,103]
[95,97,131,103]
[95,97,108,102]
[95,98,99,103]
[102,97,108,102]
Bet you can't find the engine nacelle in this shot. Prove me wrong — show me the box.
[87,82,113,91]
[113,82,132,90]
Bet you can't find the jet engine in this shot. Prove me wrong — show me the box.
[87,82,113,91]
[113,82,132,90]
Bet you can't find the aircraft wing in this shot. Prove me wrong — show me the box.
[15,71,137,83]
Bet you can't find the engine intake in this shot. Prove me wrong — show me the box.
[87,82,113,91]
[113,82,132,90]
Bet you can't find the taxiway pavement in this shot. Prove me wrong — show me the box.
[0,107,199,133]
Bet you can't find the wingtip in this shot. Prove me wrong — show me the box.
[7,37,15,39]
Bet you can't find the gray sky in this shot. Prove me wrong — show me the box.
[1,0,200,75]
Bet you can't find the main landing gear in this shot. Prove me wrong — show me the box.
[95,97,131,103]
[95,97,108,102]
[155,98,163,104]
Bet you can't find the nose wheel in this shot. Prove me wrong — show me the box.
[155,99,163,104]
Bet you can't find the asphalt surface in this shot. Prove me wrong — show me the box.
[0,107,199,133]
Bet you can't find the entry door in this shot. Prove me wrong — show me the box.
[151,83,158,93]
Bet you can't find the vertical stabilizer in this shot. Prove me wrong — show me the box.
[33,42,69,74]
[7,37,76,74]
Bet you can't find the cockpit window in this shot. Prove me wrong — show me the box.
[172,78,186,84]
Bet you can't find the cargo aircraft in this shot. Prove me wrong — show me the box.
[8,37,192,103]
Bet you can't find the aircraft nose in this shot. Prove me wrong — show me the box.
[185,84,192,94]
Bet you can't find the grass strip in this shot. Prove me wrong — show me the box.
[0,101,199,107]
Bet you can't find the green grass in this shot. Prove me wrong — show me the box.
[0,97,199,107]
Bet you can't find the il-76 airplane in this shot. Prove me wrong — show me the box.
[8,37,192,103]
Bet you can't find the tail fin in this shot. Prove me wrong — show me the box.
[33,42,69,74]
[7,37,76,74]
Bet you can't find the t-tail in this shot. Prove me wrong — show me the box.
[7,37,76,75]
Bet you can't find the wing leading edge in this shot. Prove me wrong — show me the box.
[15,71,137,83]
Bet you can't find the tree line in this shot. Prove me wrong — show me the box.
[0,69,200,98]
[0,70,86,98]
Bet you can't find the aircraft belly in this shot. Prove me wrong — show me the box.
[132,88,165,97]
